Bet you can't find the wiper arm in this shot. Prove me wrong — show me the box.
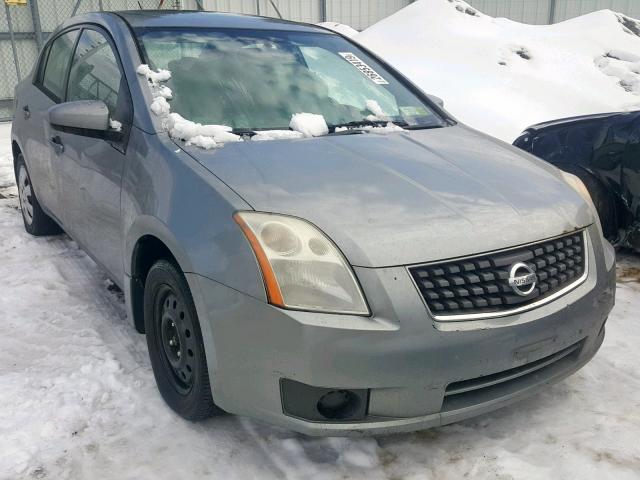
[326,128,367,136]
[328,119,410,132]
[404,124,445,130]
[231,129,258,137]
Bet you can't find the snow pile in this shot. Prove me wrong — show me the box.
[365,99,390,121]
[289,112,329,137]
[137,63,171,84]
[109,119,122,132]
[317,21,360,38]
[137,64,174,117]
[357,0,640,141]
[596,50,640,94]
[166,113,243,149]
[335,122,406,134]
[252,130,305,141]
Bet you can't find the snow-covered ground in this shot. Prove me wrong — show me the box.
[356,0,640,142]
[1,119,640,479]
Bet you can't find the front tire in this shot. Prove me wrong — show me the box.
[15,155,61,236]
[144,259,222,420]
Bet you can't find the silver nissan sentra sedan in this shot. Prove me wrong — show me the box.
[11,10,616,436]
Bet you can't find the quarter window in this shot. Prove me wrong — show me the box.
[41,30,79,102]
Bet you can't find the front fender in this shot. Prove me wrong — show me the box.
[122,129,267,302]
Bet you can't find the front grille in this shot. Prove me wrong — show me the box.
[409,231,587,320]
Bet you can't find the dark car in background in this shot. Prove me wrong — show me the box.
[514,111,640,251]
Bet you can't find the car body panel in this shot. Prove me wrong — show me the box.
[121,130,266,300]
[55,127,127,280]
[187,224,614,436]
[14,84,64,221]
[114,10,327,31]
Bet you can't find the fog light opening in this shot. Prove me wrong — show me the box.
[316,390,361,420]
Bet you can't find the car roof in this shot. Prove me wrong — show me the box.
[111,10,331,33]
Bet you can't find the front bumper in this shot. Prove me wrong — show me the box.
[187,225,616,436]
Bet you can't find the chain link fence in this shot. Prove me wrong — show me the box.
[0,0,186,120]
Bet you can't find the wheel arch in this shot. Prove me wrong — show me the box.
[125,220,221,400]
[126,217,194,334]
[11,139,23,175]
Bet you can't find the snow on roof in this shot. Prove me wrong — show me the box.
[356,0,640,141]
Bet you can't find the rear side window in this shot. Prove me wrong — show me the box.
[41,30,79,102]
[67,29,123,116]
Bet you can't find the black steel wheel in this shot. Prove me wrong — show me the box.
[144,259,222,420]
[15,154,62,236]
[157,287,197,395]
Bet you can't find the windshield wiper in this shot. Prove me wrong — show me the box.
[328,119,410,133]
[404,124,445,130]
[231,129,258,137]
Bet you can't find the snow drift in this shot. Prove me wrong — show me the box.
[357,0,640,142]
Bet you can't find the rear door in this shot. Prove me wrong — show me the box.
[21,29,79,221]
[54,27,133,282]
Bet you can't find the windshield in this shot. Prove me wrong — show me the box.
[136,28,449,132]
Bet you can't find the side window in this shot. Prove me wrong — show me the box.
[67,29,129,122]
[41,30,79,102]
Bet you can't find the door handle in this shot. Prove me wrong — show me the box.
[22,105,30,119]
[48,136,64,154]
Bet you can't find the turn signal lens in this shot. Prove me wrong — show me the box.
[234,212,370,315]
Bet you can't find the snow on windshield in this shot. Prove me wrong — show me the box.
[138,64,406,149]
[137,64,242,149]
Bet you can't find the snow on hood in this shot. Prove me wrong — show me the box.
[252,130,305,141]
[356,0,640,142]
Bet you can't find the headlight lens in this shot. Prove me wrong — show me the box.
[234,212,370,315]
[560,171,593,205]
[560,171,604,238]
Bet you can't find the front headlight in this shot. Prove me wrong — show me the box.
[560,170,605,238]
[234,212,370,315]
[560,171,593,205]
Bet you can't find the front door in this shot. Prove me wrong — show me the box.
[53,27,133,282]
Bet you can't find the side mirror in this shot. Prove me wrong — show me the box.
[48,100,110,131]
[427,94,444,108]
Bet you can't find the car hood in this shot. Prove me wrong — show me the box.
[181,125,594,268]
